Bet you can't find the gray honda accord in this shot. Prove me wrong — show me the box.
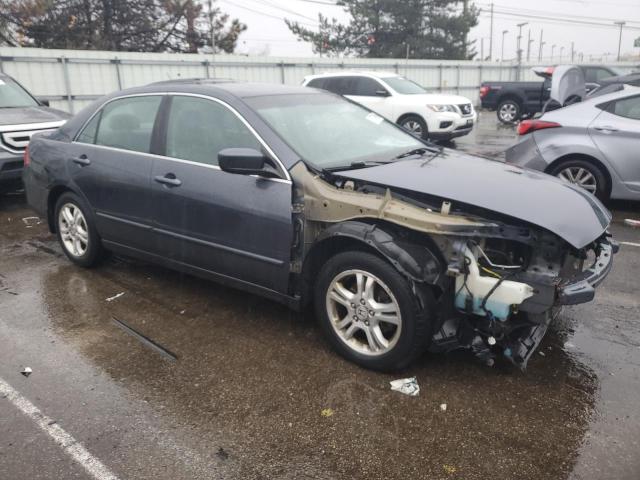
[23,80,617,371]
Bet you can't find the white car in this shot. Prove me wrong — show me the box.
[302,71,477,141]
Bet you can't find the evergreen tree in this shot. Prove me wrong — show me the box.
[0,0,246,53]
[286,0,478,59]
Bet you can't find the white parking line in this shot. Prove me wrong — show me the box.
[0,376,120,480]
[621,241,640,248]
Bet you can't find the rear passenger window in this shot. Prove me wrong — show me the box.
[609,96,640,120]
[76,113,100,144]
[165,96,261,166]
[325,77,358,96]
[353,77,385,96]
[91,96,162,153]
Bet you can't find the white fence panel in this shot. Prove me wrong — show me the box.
[0,47,636,113]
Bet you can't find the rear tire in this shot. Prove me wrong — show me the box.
[314,251,434,371]
[497,99,521,124]
[548,158,608,201]
[54,192,104,267]
[399,115,428,140]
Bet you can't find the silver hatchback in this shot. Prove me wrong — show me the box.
[505,85,640,201]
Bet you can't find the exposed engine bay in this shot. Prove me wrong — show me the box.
[291,162,617,369]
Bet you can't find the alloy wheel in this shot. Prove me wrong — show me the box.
[556,167,597,193]
[403,120,423,137]
[499,103,518,122]
[58,203,89,258]
[325,269,402,356]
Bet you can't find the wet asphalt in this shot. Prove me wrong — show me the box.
[1,112,639,480]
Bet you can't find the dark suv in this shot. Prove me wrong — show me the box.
[0,73,70,192]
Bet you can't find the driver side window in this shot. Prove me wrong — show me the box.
[165,96,261,166]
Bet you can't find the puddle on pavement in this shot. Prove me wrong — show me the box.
[40,255,598,480]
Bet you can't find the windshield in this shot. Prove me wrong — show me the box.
[0,77,39,108]
[382,77,428,95]
[246,93,425,169]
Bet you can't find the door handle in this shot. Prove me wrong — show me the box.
[72,155,91,166]
[154,174,182,187]
[594,125,619,133]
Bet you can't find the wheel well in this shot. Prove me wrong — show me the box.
[497,94,523,109]
[300,236,382,305]
[46,186,72,232]
[545,154,612,196]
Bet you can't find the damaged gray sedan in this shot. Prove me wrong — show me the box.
[23,81,617,371]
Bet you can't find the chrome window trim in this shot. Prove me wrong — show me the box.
[73,91,292,183]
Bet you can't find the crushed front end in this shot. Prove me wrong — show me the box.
[432,231,618,368]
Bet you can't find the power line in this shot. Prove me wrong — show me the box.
[219,0,318,27]
[478,10,640,31]
[477,2,640,26]
[244,0,319,23]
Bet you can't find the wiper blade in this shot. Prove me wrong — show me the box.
[393,146,446,160]
[323,160,391,172]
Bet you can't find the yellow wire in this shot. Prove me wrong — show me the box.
[480,266,502,278]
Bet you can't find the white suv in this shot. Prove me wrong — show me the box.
[302,71,477,141]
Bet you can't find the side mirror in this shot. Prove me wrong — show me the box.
[375,89,390,97]
[218,148,268,176]
[38,98,50,107]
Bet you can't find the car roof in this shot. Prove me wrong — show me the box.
[111,81,326,100]
[305,71,399,80]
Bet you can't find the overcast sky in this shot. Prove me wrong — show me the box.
[218,0,640,62]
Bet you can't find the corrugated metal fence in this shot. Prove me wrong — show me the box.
[0,47,636,113]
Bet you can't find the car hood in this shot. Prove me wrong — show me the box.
[335,149,611,249]
[405,94,473,105]
[0,106,70,127]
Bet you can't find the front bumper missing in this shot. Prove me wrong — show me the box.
[558,239,618,306]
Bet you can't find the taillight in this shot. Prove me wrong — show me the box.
[479,85,490,98]
[23,145,30,166]
[545,66,555,76]
[517,119,561,135]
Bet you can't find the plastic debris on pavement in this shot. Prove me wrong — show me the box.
[21,367,32,377]
[105,292,125,302]
[321,408,334,417]
[389,376,420,396]
[440,403,447,412]
[22,216,41,226]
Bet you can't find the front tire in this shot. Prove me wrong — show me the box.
[55,192,103,267]
[497,99,521,124]
[314,251,434,371]
[399,115,428,140]
[548,159,608,201]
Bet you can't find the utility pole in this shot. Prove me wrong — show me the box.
[527,30,534,62]
[489,3,494,61]
[481,38,484,61]
[501,29,508,62]
[406,43,410,60]
[551,44,556,62]
[538,30,544,62]
[614,21,625,60]
[560,46,565,61]
[516,23,527,80]
[571,42,575,63]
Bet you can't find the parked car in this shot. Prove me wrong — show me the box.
[480,65,618,124]
[0,73,70,192]
[302,71,477,141]
[506,84,640,202]
[23,81,616,371]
